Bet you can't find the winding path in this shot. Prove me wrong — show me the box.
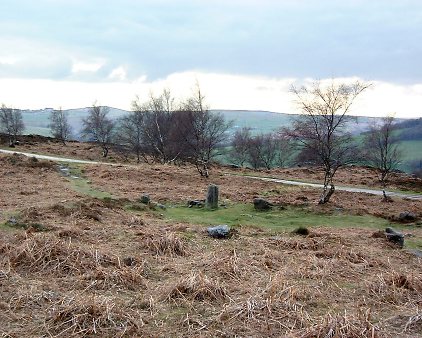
[0,148,103,164]
[238,175,422,201]
[1,148,421,200]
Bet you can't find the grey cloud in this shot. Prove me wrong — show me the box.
[0,0,421,82]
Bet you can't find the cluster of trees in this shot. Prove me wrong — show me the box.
[230,128,293,169]
[80,87,232,177]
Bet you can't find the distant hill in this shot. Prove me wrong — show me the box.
[21,107,403,138]
[18,107,421,173]
[21,107,129,137]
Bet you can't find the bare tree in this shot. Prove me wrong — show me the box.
[116,111,148,163]
[245,135,264,169]
[0,104,25,147]
[132,89,178,163]
[81,104,115,157]
[177,85,232,177]
[246,133,279,170]
[230,127,252,167]
[364,115,402,199]
[274,134,294,168]
[288,80,370,204]
[49,108,72,145]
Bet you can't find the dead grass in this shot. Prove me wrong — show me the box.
[2,233,116,275]
[2,149,422,337]
[81,265,146,291]
[45,295,143,337]
[218,274,311,334]
[299,309,383,338]
[368,270,422,306]
[140,231,188,257]
[0,154,82,213]
[270,236,328,251]
[166,271,228,303]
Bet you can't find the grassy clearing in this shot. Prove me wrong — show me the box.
[163,204,422,251]
[163,203,395,232]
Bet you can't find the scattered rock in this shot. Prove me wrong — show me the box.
[7,217,18,226]
[139,194,150,205]
[398,211,417,222]
[253,198,273,211]
[188,200,205,208]
[385,227,405,248]
[207,225,231,239]
[156,203,166,210]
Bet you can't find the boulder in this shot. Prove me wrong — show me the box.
[385,227,405,248]
[207,225,231,239]
[253,198,273,211]
[398,211,417,222]
[139,194,150,205]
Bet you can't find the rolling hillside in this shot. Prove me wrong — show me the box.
[22,107,398,137]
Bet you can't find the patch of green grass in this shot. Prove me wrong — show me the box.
[0,218,48,232]
[404,236,422,250]
[64,164,113,199]
[163,203,394,232]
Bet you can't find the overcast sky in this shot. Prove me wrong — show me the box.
[0,0,421,117]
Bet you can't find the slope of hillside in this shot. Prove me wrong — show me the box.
[1,150,422,337]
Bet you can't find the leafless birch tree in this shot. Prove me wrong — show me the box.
[364,115,402,200]
[288,80,370,204]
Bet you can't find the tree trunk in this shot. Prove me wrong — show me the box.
[196,161,209,178]
[8,136,15,148]
[319,184,335,204]
[102,147,109,158]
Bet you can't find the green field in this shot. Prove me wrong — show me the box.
[397,139,422,172]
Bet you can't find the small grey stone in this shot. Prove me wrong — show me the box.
[156,203,166,210]
[188,200,205,208]
[7,217,18,226]
[207,224,231,239]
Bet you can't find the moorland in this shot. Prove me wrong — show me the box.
[1,136,422,337]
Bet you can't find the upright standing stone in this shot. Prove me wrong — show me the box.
[206,184,219,209]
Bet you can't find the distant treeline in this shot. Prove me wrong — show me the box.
[395,118,422,141]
